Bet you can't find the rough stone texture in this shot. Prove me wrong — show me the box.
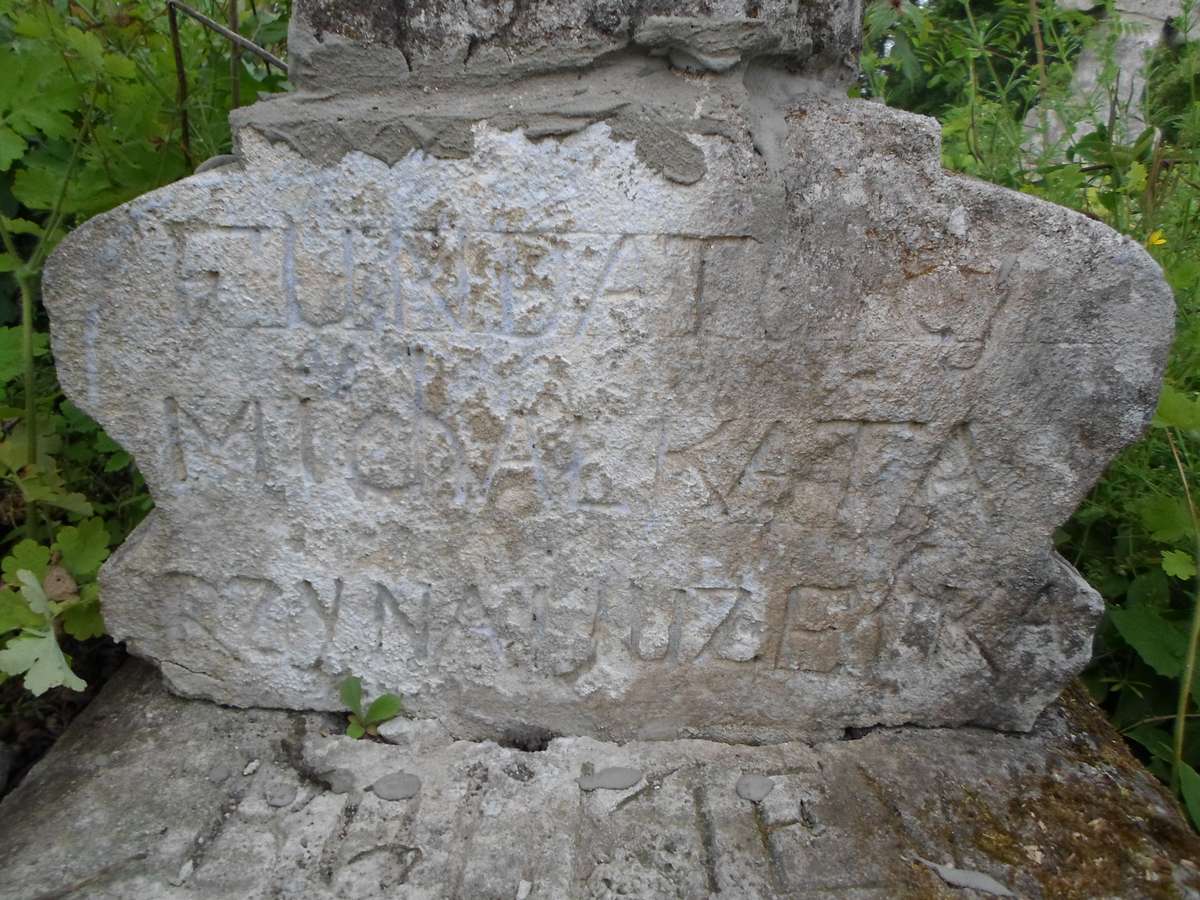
[1,661,1198,899]
[43,13,1174,741]
[287,0,865,92]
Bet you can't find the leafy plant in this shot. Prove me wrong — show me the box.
[0,517,109,693]
[339,675,405,740]
[0,0,289,704]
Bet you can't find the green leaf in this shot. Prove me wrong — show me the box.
[0,587,42,633]
[1137,495,1195,543]
[16,569,52,618]
[0,327,49,385]
[20,480,93,516]
[0,254,17,273]
[1162,549,1197,580]
[1125,160,1147,194]
[1127,570,1170,608]
[12,163,69,213]
[10,11,51,38]
[53,517,111,579]
[103,451,131,472]
[103,53,137,79]
[63,27,105,74]
[346,718,365,740]
[0,628,85,695]
[1181,763,1200,831]
[364,693,404,726]
[61,586,104,640]
[1107,601,1186,677]
[1124,724,1173,762]
[340,675,363,718]
[59,401,98,433]
[2,540,50,583]
[1154,384,1200,430]
[0,216,42,237]
[0,125,27,172]
[8,105,74,142]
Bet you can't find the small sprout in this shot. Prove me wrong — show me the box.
[340,675,405,739]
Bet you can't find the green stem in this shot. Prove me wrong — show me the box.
[0,93,94,543]
[29,98,93,276]
[1168,428,1200,792]
[0,222,41,541]
[1124,713,1200,731]
[20,268,35,470]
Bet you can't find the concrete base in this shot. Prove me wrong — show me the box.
[1,661,1197,899]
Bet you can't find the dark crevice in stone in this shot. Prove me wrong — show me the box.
[392,0,413,71]
[279,716,341,791]
[463,33,481,66]
[497,724,558,752]
[841,725,880,741]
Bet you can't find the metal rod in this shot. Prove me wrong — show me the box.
[167,3,193,168]
[166,0,287,71]
[229,0,241,108]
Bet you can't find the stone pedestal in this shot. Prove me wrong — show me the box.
[0,661,1197,899]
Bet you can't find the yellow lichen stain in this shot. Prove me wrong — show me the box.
[969,685,1200,899]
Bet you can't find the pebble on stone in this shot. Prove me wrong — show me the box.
[376,716,451,748]
[577,766,642,792]
[735,773,775,803]
[916,857,1016,897]
[265,782,298,808]
[206,763,233,784]
[169,859,194,887]
[371,771,421,801]
[242,759,260,776]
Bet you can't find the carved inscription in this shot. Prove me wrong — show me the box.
[175,227,765,338]
[158,571,888,677]
[159,392,960,529]
[150,222,991,679]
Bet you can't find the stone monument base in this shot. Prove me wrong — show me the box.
[0,662,1196,899]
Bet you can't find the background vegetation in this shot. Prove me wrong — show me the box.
[1,0,1198,830]
[0,0,287,785]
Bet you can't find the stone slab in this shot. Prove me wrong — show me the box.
[1,661,1198,899]
[286,0,865,91]
[43,69,1173,741]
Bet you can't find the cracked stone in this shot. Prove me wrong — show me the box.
[2,664,1196,900]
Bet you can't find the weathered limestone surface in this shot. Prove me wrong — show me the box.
[1,661,1198,899]
[287,0,865,91]
[42,2,1174,743]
